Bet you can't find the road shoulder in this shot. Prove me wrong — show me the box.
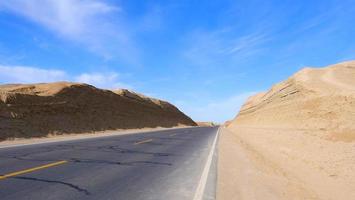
[217,127,314,200]
[0,126,195,149]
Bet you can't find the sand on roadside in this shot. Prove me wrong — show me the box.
[0,126,193,149]
[217,127,355,200]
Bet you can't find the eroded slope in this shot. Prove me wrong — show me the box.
[0,82,196,140]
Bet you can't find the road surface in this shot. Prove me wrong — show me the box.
[0,126,219,200]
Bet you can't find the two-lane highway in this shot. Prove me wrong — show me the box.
[0,126,219,200]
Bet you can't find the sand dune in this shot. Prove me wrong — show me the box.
[221,61,355,200]
[0,82,196,140]
[233,60,355,140]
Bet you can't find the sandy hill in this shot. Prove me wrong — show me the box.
[229,60,355,140]
[0,82,196,140]
[222,61,355,200]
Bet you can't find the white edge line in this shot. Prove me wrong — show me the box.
[193,126,220,200]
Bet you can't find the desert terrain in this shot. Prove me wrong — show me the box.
[218,61,355,200]
[0,82,196,141]
[196,121,217,127]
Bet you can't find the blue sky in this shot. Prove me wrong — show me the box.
[0,0,354,123]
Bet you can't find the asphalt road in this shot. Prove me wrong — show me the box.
[0,126,219,200]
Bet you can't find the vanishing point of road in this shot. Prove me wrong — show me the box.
[0,126,219,200]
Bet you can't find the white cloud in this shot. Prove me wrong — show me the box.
[0,65,67,83]
[0,0,139,63]
[75,72,131,89]
[176,92,257,123]
[0,65,131,89]
[0,0,117,37]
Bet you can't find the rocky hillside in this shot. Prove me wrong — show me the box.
[0,82,196,140]
[229,61,355,141]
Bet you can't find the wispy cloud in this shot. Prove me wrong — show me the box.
[182,29,270,67]
[0,0,139,63]
[226,33,269,55]
[0,65,131,89]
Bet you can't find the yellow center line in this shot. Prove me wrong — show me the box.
[0,160,68,180]
[134,139,153,145]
